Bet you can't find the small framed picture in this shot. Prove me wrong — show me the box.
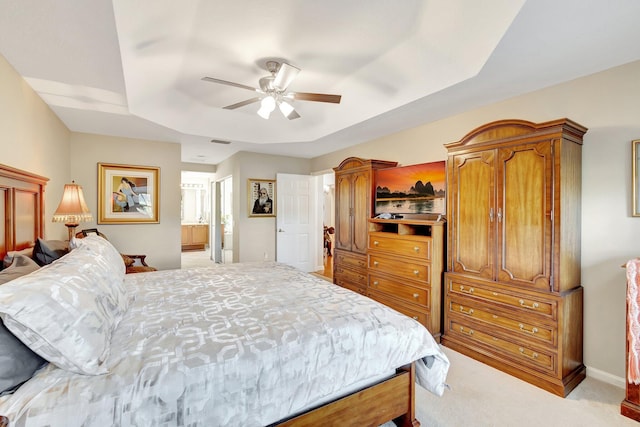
[248,178,276,217]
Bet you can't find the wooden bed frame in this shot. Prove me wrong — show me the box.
[0,163,48,261]
[274,363,419,427]
[0,164,422,426]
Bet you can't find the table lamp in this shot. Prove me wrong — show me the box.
[52,181,93,241]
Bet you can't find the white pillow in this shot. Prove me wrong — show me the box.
[0,239,129,375]
[71,234,127,294]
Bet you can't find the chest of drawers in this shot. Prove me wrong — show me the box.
[443,274,583,395]
[367,219,445,341]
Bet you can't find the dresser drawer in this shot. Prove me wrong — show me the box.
[446,275,556,320]
[334,249,367,269]
[369,234,431,260]
[336,280,367,296]
[448,297,556,346]
[368,290,428,326]
[335,265,367,285]
[369,253,430,283]
[448,319,557,375]
[369,273,429,308]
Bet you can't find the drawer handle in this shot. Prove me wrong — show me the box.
[460,326,474,336]
[412,316,419,320]
[413,293,420,300]
[413,270,420,276]
[459,285,474,294]
[413,246,420,253]
[373,261,379,267]
[518,299,539,310]
[372,281,379,287]
[459,306,474,315]
[519,347,539,360]
[373,241,379,246]
[518,324,539,335]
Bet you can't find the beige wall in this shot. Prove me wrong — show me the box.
[312,59,640,385]
[69,133,182,270]
[0,55,72,240]
[181,162,216,173]
[216,151,312,263]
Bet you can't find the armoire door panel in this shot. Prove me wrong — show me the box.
[451,152,495,279]
[497,142,553,291]
[335,174,352,251]
[351,171,370,254]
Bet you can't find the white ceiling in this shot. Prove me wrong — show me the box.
[2,0,640,165]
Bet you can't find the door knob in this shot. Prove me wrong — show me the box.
[278,228,285,232]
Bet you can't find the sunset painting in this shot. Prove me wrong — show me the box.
[374,161,446,215]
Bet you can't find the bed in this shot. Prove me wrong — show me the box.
[0,164,449,426]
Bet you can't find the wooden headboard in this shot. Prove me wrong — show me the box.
[0,164,48,261]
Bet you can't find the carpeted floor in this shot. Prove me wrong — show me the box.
[415,346,635,426]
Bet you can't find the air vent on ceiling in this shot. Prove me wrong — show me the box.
[210,139,231,145]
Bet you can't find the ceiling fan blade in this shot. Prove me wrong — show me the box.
[292,92,341,104]
[202,76,258,92]
[273,63,300,91]
[223,97,261,110]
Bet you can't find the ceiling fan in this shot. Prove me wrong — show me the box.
[202,60,341,120]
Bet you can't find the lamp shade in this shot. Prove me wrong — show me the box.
[52,181,93,226]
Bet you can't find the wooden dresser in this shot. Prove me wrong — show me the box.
[441,119,587,397]
[367,218,445,341]
[333,157,397,295]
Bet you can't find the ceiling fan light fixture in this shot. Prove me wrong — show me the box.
[257,106,271,119]
[278,100,295,118]
[257,95,276,119]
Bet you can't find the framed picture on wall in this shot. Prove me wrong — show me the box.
[248,178,276,217]
[634,140,640,217]
[98,163,160,224]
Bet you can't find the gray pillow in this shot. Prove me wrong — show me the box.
[0,254,40,283]
[32,238,69,266]
[0,255,46,394]
[0,320,46,395]
[2,247,34,270]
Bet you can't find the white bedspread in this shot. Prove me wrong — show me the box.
[0,262,448,426]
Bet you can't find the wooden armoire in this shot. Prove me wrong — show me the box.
[333,157,396,295]
[441,119,587,397]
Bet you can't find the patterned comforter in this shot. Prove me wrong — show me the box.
[0,262,449,426]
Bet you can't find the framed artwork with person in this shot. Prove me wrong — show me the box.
[248,178,276,217]
[98,163,160,224]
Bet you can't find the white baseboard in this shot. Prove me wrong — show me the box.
[587,365,626,389]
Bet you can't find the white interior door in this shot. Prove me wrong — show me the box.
[276,173,319,272]
[214,176,233,263]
